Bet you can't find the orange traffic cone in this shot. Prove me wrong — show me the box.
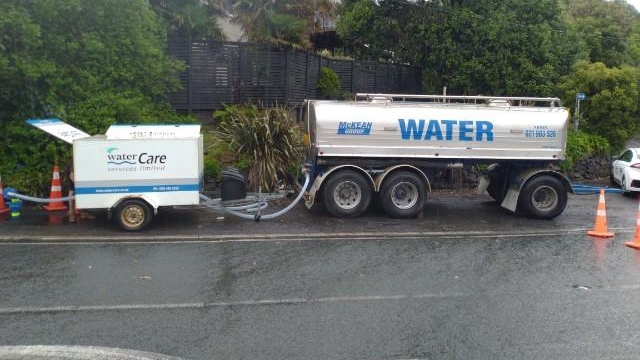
[625,200,640,249]
[43,165,68,211]
[587,188,614,238]
[0,173,9,215]
[47,211,64,225]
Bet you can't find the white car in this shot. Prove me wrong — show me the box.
[610,148,640,192]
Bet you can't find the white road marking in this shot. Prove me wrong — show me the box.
[10,283,640,315]
[0,293,461,315]
[0,345,184,360]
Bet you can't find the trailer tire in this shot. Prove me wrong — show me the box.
[380,171,426,218]
[323,170,371,218]
[115,199,153,231]
[518,175,567,220]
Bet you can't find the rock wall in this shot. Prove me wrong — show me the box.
[566,154,610,182]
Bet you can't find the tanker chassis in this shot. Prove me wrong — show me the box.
[303,93,573,220]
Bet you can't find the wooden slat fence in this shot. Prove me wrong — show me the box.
[168,38,421,112]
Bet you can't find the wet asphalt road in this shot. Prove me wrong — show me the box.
[2,189,640,359]
[1,187,638,241]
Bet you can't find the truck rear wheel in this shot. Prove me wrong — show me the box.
[323,170,371,218]
[518,175,567,220]
[115,199,153,231]
[380,171,426,218]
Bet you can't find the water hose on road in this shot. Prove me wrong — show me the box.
[5,191,74,203]
[571,183,624,195]
[199,169,311,220]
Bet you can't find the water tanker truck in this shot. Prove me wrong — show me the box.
[302,93,572,220]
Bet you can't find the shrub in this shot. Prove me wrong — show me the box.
[213,104,304,192]
[562,130,611,171]
[317,66,340,99]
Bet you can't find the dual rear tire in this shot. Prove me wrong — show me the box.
[322,170,427,219]
[487,173,568,220]
[322,170,372,219]
[518,175,567,220]
[380,171,427,219]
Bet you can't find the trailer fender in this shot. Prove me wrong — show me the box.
[373,165,431,194]
[500,169,573,213]
[305,165,374,209]
[107,195,158,220]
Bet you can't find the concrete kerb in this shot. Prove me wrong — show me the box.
[0,228,636,244]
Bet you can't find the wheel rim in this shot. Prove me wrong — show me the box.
[120,204,146,228]
[332,180,362,210]
[622,177,627,191]
[531,185,558,211]
[390,181,419,209]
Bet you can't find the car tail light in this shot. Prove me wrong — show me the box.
[631,163,640,169]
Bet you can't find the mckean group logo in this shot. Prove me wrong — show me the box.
[337,121,372,135]
[106,147,167,172]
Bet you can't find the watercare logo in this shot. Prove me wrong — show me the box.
[337,121,372,135]
[106,147,136,165]
[105,147,167,172]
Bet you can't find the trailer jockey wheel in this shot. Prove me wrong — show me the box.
[518,175,567,220]
[380,171,427,219]
[115,199,153,231]
[323,170,372,218]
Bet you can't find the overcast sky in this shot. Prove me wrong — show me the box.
[628,0,640,10]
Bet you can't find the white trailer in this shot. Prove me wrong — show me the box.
[73,124,204,231]
[303,93,573,220]
[27,119,310,231]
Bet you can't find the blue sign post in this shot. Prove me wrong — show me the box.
[575,92,586,131]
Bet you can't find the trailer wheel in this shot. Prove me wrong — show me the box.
[323,170,371,218]
[380,171,426,218]
[115,199,153,231]
[518,175,567,220]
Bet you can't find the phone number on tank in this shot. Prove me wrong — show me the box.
[524,130,557,138]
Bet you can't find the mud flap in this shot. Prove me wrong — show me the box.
[500,186,520,212]
[304,174,323,209]
[500,169,530,212]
